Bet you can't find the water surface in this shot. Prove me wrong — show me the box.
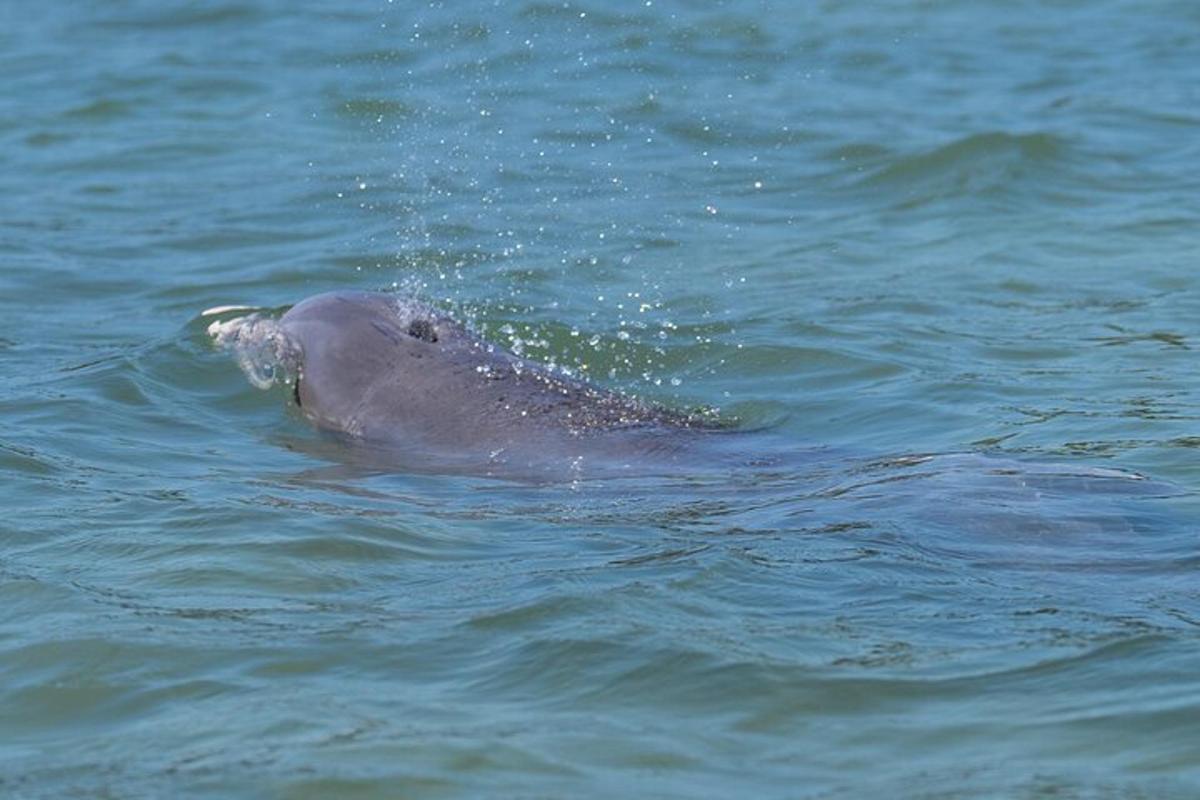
[2,1,1199,797]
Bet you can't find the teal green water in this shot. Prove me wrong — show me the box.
[3,1,1199,797]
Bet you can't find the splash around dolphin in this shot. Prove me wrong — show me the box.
[208,291,734,478]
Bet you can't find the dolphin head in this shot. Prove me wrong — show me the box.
[278,291,443,436]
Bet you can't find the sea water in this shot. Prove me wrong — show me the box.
[2,2,1198,797]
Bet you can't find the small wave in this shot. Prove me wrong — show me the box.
[858,131,1070,200]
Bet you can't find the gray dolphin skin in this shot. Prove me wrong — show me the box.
[276,291,725,477]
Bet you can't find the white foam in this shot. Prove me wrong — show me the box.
[201,304,257,317]
[207,312,298,390]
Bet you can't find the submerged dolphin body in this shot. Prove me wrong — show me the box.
[241,291,728,477]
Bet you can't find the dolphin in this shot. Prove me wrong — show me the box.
[211,291,731,478]
[207,290,1174,503]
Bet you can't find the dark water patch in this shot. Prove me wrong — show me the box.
[173,75,267,100]
[23,131,73,147]
[1112,214,1200,235]
[63,98,134,121]
[406,20,492,46]
[334,47,420,67]
[1091,327,1188,349]
[333,97,416,123]
[669,15,776,52]
[0,441,62,478]
[91,3,263,31]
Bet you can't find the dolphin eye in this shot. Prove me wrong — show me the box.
[407,319,438,343]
